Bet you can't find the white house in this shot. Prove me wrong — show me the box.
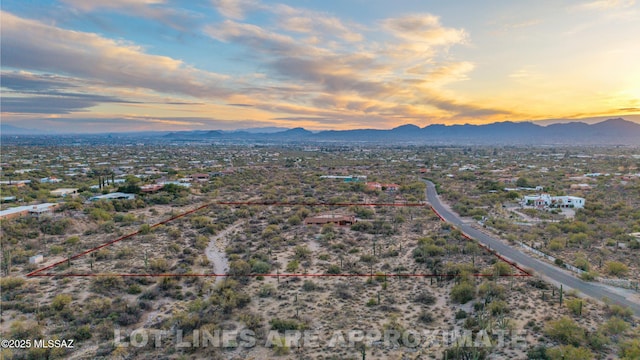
[29,254,44,264]
[522,194,585,209]
[40,177,62,183]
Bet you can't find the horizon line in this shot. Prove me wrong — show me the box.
[2,115,639,135]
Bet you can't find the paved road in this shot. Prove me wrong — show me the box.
[423,180,640,317]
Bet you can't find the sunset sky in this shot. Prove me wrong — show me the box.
[1,0,639,132]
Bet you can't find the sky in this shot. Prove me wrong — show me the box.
[1,0,639,133]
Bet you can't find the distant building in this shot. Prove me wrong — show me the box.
[160,181,191,188]
[28,203,60,218]
[29,254,44,264]
[0,203,60,220]
[40,177,62,183]
[140,184,164,193]
[0,180,31,187]
[366,182,400,191]
[320,175,367,182]
[570,183,592,191]
[522,194,585,209]
[51,188,78,197]
[189,173,210,182]
[89,192,136,201]
[304,214,356,226]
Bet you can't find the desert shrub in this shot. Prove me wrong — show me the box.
[418,311,434,324]
[74,325,92,341]
[350,221,373,232]
[413,244,444,261]
[602,317,629,336]
[65,236,80,246]
[149,258,169,272]
[10,320,42,339]
[451,282,475,304]
[619,338,640,360]
[443,347,487,360]
[251,260,271,274]
[228,260,251,281]
[89,208,112,221]
[139,224,151,234]
[587,330,609,351]
[334,283,352,299]
[546,345,593,360]
[194,235,209,250]
[606,304,633,319]
[565,298,584,316]
[605,261,628,276]
[50,245,64,255]
[580,271,597,281]
[302,280,317,292]
[455,309,468,319]
[414,291,436,305]
[127,284,142,295]
[293,246,311,260]
[269,318,303,331]
[51,294,72,311]
[544,316,585,346]
[40,218,73,235]
[574,257,590,271]
[91,276,124,294]
[286,260,299,272]
[259,284,276,297]
[488,300,509,316]
[326,264,341,274]
[478,281,505,301]
[493,262,512,276]
[548,240,565,251]
[526,345,549,359]
[0,277,25,291]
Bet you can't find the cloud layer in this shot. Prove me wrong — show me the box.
[1,0,638,132]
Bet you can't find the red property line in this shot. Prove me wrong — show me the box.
[26,201,424,277]
[429,205,532,277]
[214,201,427,207]
[27,273,533,278]
[26,203,212,277]
[27,201,530,278]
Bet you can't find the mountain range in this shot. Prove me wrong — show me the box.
[163,118,640,145]
[2,118,638,145]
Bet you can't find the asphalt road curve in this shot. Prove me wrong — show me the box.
[423,179,640,317]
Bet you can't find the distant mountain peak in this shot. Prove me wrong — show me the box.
[392,124,420,131]
[594,117,633,126]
